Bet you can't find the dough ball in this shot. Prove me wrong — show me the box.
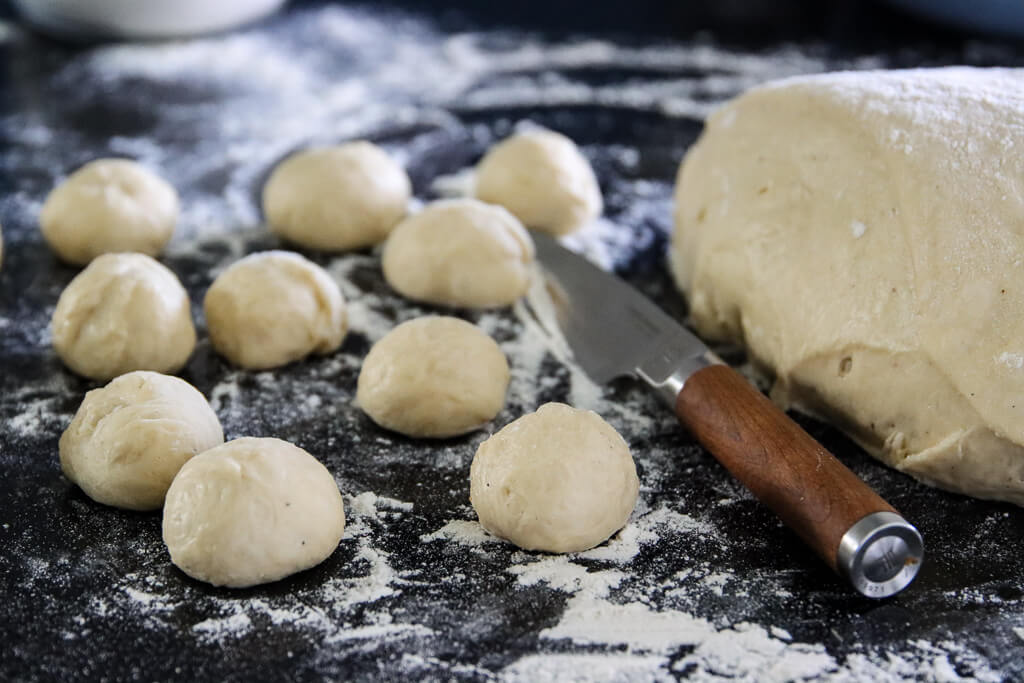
[672,67,1024,506]
[52,253,196,380]
[262,141,411,251]
[470,402,639,553]
[40,159,179,265]
[204,251,346,370]
[357,316,509,438]
[60,371,224,511]
[382,199,535,308]
[162,437,345,588]
[474,129,602,236]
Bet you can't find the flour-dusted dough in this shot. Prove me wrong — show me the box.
[52,253,196,380]
[60,371,224,511]
[474,129,602,236]
[673,67,1024,505]
[40,159,179,265]
[204,250,347,370]
[470,403,638,553]
[382,199,535,308]
[357,316,509,438]
[263,141,411,251]
[162,437,345,588]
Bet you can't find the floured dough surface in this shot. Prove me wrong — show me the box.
[40,158,178,265]
[60,371,224,511]
[51,253,196,380]
[474,129,602,236]
[469,402,639,553]
[382,198,535,308]
[162,437,345,588]
[357,316,509,438]
[262,141,410,251]
[204,250,347,370]
[672,67,1024,505]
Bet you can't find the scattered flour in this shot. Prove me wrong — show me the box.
[77,491,429,649]
[997,351,1024,370]
[421,520,498,547]
[121,586,173,611]
[513,548,838,680]
[510,556,626,597]
[192,612,252,643]
[501,654,673,683]
[417,502,1008,681]
[348,490,414,516]
[2,3,1018,681]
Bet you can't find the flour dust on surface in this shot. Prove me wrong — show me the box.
[0,3,1020,681]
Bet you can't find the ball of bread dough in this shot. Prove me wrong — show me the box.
[673,67,1024,506]
[382,199,535,308]
[60,371,224,511]
[474,129,602,236]
[162,437,345,588]
[357,316,509,438]
[204,250,347,370]
[52,253,196,380]
[262,141,411,251]
[470,402,638,553]
[40,159,179,265]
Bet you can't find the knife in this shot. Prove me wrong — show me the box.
[527,231,923,598]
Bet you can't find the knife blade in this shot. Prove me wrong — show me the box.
[528,231,923,598]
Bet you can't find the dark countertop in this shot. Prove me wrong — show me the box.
[2,2,1023,681]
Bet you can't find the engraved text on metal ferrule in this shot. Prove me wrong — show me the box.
[836,511,924,599]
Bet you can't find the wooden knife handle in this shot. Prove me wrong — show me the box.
[675,364,896,572]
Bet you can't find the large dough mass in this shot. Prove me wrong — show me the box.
[672,67,1024,505]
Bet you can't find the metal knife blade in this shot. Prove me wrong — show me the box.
[528,230,924,599]
[531,231,715,399]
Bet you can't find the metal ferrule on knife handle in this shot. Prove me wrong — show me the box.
[635,348,722,405]
[666,363,923,598]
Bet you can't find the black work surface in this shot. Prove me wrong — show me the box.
[2,2,1023,681]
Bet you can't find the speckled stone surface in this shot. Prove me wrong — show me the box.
[1,2,1023,680]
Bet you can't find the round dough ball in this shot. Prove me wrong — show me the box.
[357,316,509,438]
[672,67,1024,506]
[262,141,411,251]
[470,402,638,553]
[204,250,347,370]
[382,199,535,308]
[52,253,196,380]
[40,159,179,265]
[162,437,345,588]
[60,371,224,511]
[474,129,602,236]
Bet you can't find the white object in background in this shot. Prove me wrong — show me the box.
[12,0,287,39]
